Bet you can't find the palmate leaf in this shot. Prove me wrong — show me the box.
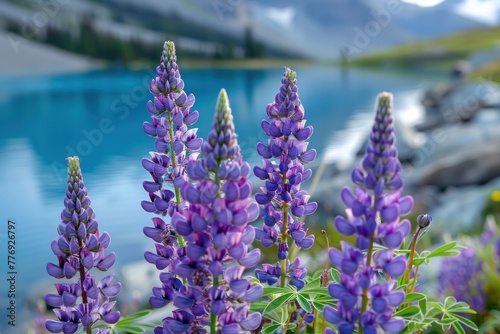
[115,310,152,325]
[262,323,282,334]
[394,305,420,317]
[296,293,312,313]
[452,321,467,334]
[427,241,466,259]
[263,292,294,316]
[404,292,426,303]
[449,313,479,331]
[262,286,292,296]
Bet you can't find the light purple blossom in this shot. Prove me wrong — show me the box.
[324,93,411,333]
[45,157,121,334]
[157,89,262,333]
[254,67,317,289]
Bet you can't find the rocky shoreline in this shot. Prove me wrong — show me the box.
[311,77,500,238]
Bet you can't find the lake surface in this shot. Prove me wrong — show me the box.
[0,65,445,330]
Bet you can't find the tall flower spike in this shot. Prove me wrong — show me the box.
[141,40,202,217]
[141,41,203,314]
[156,89,262,333]
[324,93,412,334]
[45,157,121,334]
[254,67,317,289]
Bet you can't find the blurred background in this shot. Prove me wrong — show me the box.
[1,0,500,332]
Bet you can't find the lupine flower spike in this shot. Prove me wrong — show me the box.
[45,157,121,334]
[141,41,203,314]
[154,89,262,333]
[254,67,317,289]
[324,92,413,334]
[142,39,202,252]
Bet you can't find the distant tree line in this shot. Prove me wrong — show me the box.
[4,12,270,64]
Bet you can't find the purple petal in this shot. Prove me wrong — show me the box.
[97,252,116,271]
[323,305,342,325]
[243,285,263,302]
[239,248,261,267]
[399,195,413,215]
[387,290,405,307]
[45,294,62,307]
[257,143,272,159]
[102,311,120,324]
[335,216,355,235]
[382,318,405,332]
[45,320,64,333]
[300,149,316,163]
[149,296,168,308]
[239,312,262,331]
[340,187,356,208]
[383,256,407,277]
[381,204,399,223]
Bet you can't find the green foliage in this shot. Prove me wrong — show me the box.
[95,310,155,334]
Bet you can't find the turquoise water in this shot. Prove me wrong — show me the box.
[0,66,442,329]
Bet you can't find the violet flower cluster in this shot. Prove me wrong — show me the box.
[151,89,262,333]
[141,41,204,310]
[141,40,202,218]
[45,157,121,334]
[324,93,413,334]
[438,247,486,313]
[253,67,317,289]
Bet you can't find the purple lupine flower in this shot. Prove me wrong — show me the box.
[141,41,202,216]
[45,157,121,334]
[254,67,317,288]
[324,93,411,333]
[438,247,486,313]
[156,89,262,333]
[141,41,204,315]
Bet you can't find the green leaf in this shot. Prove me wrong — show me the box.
[264,293,294,315]
[393,305,420,317]
[444,296,458,309]
[412,257,426,266]
[329,268,340,283]
[250,301,270,310]
[427,241,458,259]
[449,313,479,330]
[404,292,426,303]
[114,325,146,334]
[419,298,427,315]
[296,294,312,313]
[263,286,292,296]
[301,277,321,291]
[298,288,331,296]
[262,323,282,334]
[312,300,327,312]
[448,301,473,311]
[436,317,456,325]
[116,310,152,325]
[452,321,466,334]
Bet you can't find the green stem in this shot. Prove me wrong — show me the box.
[77,234,92,334]
[166,110,185,248]
[280,170,290,288]
[209,160,223,334]
[359,233,375,334]
[280,198,290,287]
[405,227,422,289]
[210,276,219,334]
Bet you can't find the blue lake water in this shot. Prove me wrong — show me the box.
[0,65,445,329]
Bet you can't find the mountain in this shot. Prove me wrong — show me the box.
[0,0,490,61]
